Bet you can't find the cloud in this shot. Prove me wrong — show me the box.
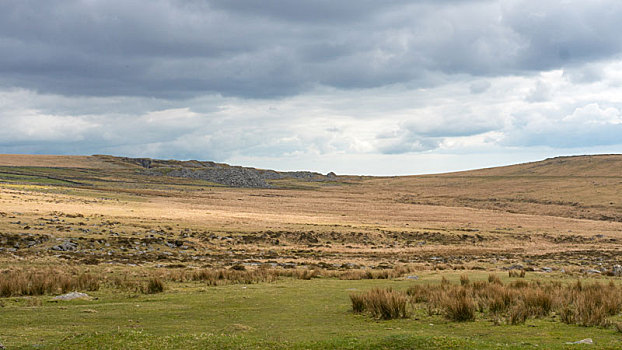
[469,80,491,94]
[2,1,622,99]
[504,103,622,148]
[525,80,551,102]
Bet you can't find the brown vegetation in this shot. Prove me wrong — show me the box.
[0,268,100,297]
[146,277,165,294]
[350,288,409,320]
[349,276,622,328]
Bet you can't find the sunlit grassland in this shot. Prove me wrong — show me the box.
[2,273,622,349]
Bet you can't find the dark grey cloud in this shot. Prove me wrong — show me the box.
[2,0,622,99]
[504,2,622,71]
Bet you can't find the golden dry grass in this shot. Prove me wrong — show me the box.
[0,154,115,168]
[0,154,620,273]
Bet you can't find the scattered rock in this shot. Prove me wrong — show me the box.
[51,240,78,251]
[503,264,524,270]
[53,292,91,301]
[406,275,419,280]
[541,267,553,273]
[565,338,593,345]
[586,269,601,274]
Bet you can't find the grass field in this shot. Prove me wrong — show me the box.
[1,154,621,349]
[3,273,622,349]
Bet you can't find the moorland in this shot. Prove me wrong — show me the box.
[0,153,621,349]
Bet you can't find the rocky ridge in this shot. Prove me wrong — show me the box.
[109,156,337,188]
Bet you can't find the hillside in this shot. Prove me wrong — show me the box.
[0,154,339,189]
[0,153,620,221]
[449,154,622,177]
[371,154,622,222]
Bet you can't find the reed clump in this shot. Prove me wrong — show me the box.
[0,268,101,297]
[359,276,622,328]
[349,288,409,320]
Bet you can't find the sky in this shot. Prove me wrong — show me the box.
[1,0,621,175]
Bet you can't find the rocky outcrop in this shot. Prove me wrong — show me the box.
[162,167,270,188]
[109,156,339,188]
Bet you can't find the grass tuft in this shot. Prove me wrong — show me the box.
[350,288,409,320]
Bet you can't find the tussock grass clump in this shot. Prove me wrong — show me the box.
[145,277,165,294]
[442,288,476,322]
[488,274,502,285]
[508,270,525,278]
[460,274,470,286]
[293,269,321,280]
[350,288,409,320]
[562,282,622,327]
[0,268,101,297]
[507,301,529,325]
[387,275,622,327]
[165,268,280,286]
[350,293,366,313]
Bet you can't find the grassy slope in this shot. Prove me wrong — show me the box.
[2,154,620,222]
[2,274,621,350]
[450,154,622,177]
[366,154,622,222]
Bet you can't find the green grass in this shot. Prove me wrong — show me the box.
[0,172,76,185]
[1,277,622,349]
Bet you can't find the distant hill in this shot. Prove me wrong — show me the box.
[369,154,622,223]
[0,154,337,188]
[0,153,620,221]
[0,154,112,168]
[447,154,622,177]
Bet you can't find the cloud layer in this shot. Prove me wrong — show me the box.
[1,0,621,174]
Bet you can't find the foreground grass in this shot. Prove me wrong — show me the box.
[2,276,622,349]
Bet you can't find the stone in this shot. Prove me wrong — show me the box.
[53,292,91,301]
[51,240,78,251]
[565,338,593,345]
[503,264,524,270]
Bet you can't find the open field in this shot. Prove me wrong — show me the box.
[1,154,621,348]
